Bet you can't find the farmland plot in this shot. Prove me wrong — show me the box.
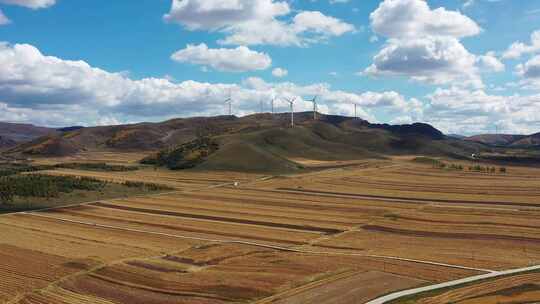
[2,157,540,303]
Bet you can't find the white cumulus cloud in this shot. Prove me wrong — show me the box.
[365,0,494,88]
[272,67,288,77]
[515,55,540,90]
[517,55,540,79]
[0,0,56,25]
[503,30,540,59]
[164,0,355,46]
[425,87,540,134]
[477,51,505,72]
[163,0,290,31]
[370,0,481,39]
[0,0,55,9]
[292,11,355,37]
[0,41,422,127]
[171,43,271,72]
[364,36,483,88]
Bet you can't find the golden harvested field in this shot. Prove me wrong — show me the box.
[39,167,261,190]
[30,152,150,166]
[2,156,540,303]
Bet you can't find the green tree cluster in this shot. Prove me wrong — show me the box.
[0,175,106,205]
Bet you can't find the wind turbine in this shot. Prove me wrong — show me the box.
[353,103,358,119]
[309,96,318,120]
[285,97,296,127]
[224,92,232,116]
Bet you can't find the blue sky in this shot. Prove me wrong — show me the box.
[0,0,540,135]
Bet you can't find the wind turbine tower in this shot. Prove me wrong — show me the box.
[309,96,318,120]
[353,104,358,119]
[285,97,296,127]
[224,92,233,116]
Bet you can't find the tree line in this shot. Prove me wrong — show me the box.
[0,174,106,205]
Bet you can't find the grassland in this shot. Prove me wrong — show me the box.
[1,153,540,303]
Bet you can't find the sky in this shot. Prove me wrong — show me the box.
[0,0,540,135]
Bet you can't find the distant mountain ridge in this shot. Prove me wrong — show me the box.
[510,133,540,147]
[0,122,57,150]
[465,133,539,147]
[1,113,487,173]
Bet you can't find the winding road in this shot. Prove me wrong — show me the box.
[364,264,540,304]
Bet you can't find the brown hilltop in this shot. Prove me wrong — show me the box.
[465,134,527,146]
[466,133,540,148]
[511,132,540,147]
[2,112,487,172]
[0,122,56,143]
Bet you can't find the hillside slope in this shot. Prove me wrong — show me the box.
[511,133,540,147]
[0,122,56,144]
[0,136,17,150]
[465,134,527,146]
[110,113,486,173]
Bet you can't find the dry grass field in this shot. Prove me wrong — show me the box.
[2,155,540,303]
[38,167,261,191]
[29,152,149,166]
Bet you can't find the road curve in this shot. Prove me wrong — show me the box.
[364,264,540,304]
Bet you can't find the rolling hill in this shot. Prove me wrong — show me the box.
[2,112,489,172]
[0,136,17,150]
[0,122,56,142]
[466,133,540,148]
[0,122,58,150]
[510,132,540,147]
[465,134,527,146]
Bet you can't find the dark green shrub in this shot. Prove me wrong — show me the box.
[140,137,219,170]
[0,182,14,205]
[123,181,172,191]
[54,163,139,172]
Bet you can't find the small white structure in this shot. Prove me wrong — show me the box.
[284,97,296,127]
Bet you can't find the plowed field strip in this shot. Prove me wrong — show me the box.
[156,191,386,217]
[375,167,540,179]
[48,208,306,245]
[392,215,540,230]
[325,179,540,196]
[218,188,414,212]
[91,202,343,234]
[118,197,363,226]
[276,188,540,208]
[20,212,495,274]
[18,286,119,304]
[253,270,364,304]
[362,225,540,243]
[341,176,539,190]
[87,273,234,301]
